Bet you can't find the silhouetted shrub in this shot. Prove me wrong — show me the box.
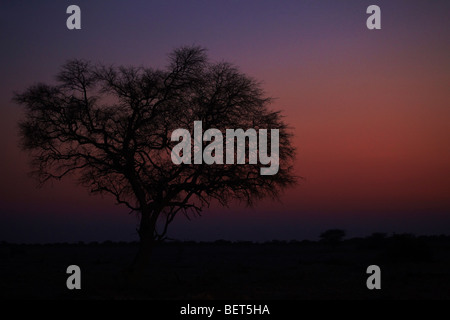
[213,239,231,245]
[269,240,287,245]
[319,229,346,245]
[236,241,254,245]
[102,240,114,246]
[369,232,388,240]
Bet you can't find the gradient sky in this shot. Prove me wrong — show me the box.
[1,0,449,242]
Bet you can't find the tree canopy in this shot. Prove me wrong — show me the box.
[15,46,296,244]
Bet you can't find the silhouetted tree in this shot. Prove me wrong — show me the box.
[320,229,346,245]
[14,46,296,278]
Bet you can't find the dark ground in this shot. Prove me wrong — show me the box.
[1,234,449,300]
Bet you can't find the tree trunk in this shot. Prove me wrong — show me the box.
[121,210,156,286]
[130,233,154,276]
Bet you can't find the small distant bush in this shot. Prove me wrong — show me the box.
[319,229,346,245]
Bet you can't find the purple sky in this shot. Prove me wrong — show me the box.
[1,1,449,242]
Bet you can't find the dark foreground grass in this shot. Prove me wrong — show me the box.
[1,235,449,299]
